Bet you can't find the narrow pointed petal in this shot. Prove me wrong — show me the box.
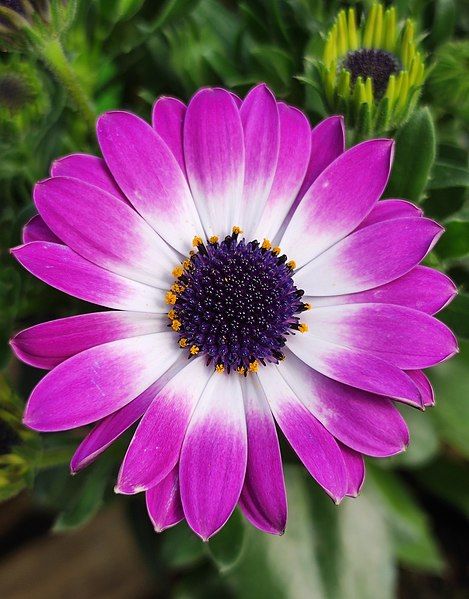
[296,115,345,202]
[258,366,347,503]
[180,373,247,541]
[23,215,61,244]
[279,352,410,457]
[355,199,422,230]
[51,153,128,203]
[151,96,186,172]
[281,139,394,266]
[288,334,421,404]
[146,467,184,532]
[35,177,176,288]
[300,304,458,369]
[339,444,365,497]
[10,311,167,370]
[184,88,245,236]
[238,376,287,535]
[97,111,203,254]
[12,242,166,312]
[237,84,279,237]
[23,332,178,432]
[306,266,457,315]
[406,370,435,407]
[116,358,211,494]
[295,218,443,296]
[254,103,311,241]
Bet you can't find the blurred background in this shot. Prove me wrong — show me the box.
[0,1,468,597]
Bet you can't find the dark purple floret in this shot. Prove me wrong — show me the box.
[168,231,308,373]
[342,48,401,98]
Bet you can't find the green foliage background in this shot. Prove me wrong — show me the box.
[0,1,468,597]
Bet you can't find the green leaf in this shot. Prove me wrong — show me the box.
[368,467,444,573]
[429,339,469,457]
[435,220,469,260]
[208,508,245,573]
[428,0,456,47]
[428,162,469,189]
[160,524,206,569]
[385,107,436,203]
[439,292,469,340]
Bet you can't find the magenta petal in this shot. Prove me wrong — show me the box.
[238,84,279,237]
[254,103,311,241]
[97,111,202,254]
[301,303,458,369]
[10,311,167,370]
[184,88,245,236]
[34,176,176,288]
[339,443,365,497]
[180,373,247,541]
[51,153,128,203]
[296,115,345,202]
[151,96,186,172]
[23,332,178,432]
[281,139,394,267]
[355,199,422,230]
[406,370,435,407]
[295,217,443,296]
[258,367,347,503]
[307,266,457,315]
[146,467,184,532]
[23,215,61,244]
[116,358,211,494]
[279,352,410,457]
[238,376,287,535]
[12,242,166,312]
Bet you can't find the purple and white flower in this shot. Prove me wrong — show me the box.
[11,84,457,540]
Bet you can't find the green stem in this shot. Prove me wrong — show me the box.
[38,37,95,131]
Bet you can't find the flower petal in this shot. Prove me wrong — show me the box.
[23,215,61,244]
[146,467,184,532]
[254,103,311,241]
[35,177,176,288]
[355,199,422,230]
[281,139,394,267]
[10,311,167,370]
[238,375,287,535]
[339,443,365,497]
[151,96,186,172]
[306,266,457,315]
[288,333,421,404]
[23,332,179,432]
[237,84,279,237]
[301,303,458,369]
[258,366,348,503]
[51,153,128,203]
[279,351,410,457]
[184,88,245,237]
[97,111,202,254]
[116,357,211,494]
[12,242,166,312]
[180,372,247,541]
[406,370,435,407]
[294,218,443,296]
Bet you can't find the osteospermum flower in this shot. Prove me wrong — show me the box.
[314,3,425,137]
[11,84,457,540]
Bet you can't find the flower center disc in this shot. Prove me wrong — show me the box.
[166,228,309,374]
[342,48,401,98]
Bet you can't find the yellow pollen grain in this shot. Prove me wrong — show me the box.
[272,246,281,255]
[261,238,272,250]
[215,364,225,373]
[172,265,184,278]
[192,236,203,247]
[248,360,259,373]
[189,345,200,355]
[171,283,184,293]
[183,259,191,270]
[167,309,177,320]
[165,291,177,305]
[236,366,246,375]
[298,323,309,333]
[171,320,181,331]
[209,235,219,244]
[304,303,312,311]
[287,260,296,270]
[179,338,188,348]
[232,225,243,235]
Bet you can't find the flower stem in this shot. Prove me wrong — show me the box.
[38,38,95,131]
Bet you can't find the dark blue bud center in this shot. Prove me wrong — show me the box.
[342,48,401,98]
